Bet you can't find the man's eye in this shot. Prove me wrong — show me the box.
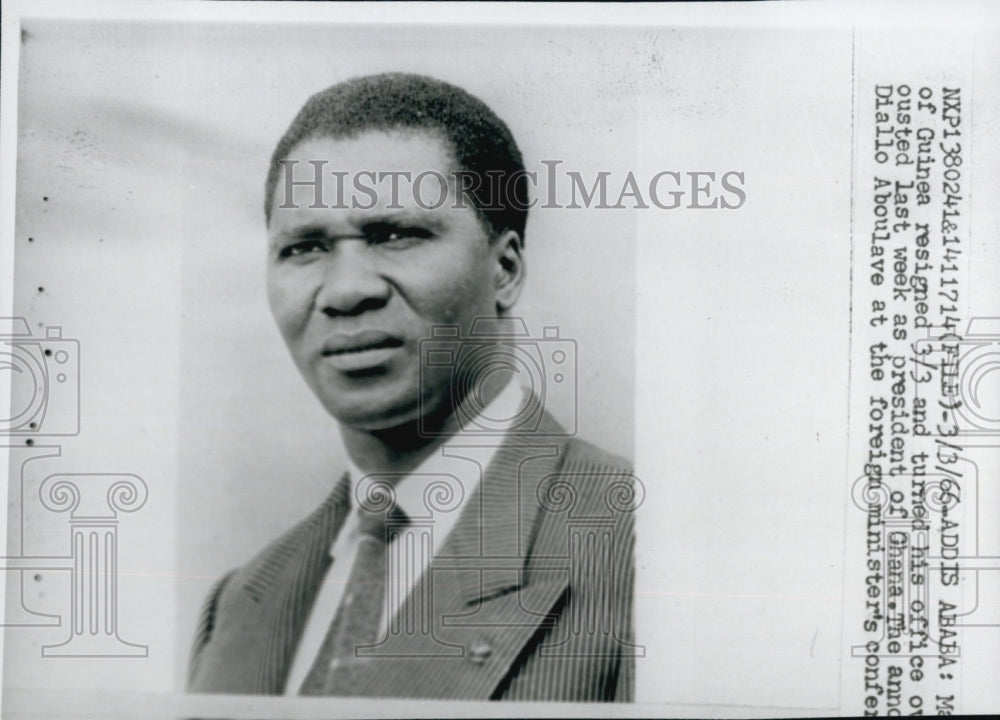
[365,226,433,247]
[278,240,327,259]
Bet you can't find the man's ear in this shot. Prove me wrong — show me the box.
[492,229,526,313]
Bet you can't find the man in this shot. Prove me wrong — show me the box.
[187,73,637,702]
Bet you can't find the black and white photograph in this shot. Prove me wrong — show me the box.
[1,2,998,718]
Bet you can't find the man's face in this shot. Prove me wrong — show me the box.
[266,130,503,431]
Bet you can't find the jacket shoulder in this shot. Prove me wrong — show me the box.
[532,436,638,518]
[234,486,346,602]
[187,492,343,691]
[186,513,310,688]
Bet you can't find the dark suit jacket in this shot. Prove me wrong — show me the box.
[188,417,637,702]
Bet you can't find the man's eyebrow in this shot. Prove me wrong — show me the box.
[349,209,444,230]
[270,211,443,242]
[271,223,338,240]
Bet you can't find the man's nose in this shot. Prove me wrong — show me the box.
[315,241,391,317]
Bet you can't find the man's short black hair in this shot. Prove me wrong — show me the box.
[265,73,528,242]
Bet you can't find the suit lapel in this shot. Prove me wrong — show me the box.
[445,435,564,604]
[346,425,572,699]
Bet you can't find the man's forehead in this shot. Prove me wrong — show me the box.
[285,127,459,172]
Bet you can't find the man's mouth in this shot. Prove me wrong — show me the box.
[320,331,404,370]
[322,331,404,356]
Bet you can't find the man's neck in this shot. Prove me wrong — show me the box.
[340,377,511,477]
[340,420,448,477]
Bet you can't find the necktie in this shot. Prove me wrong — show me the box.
[299,481,408,695]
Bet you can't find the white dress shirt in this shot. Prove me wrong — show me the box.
[284,380,526,694]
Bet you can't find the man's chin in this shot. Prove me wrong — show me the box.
[324,397,425,434]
